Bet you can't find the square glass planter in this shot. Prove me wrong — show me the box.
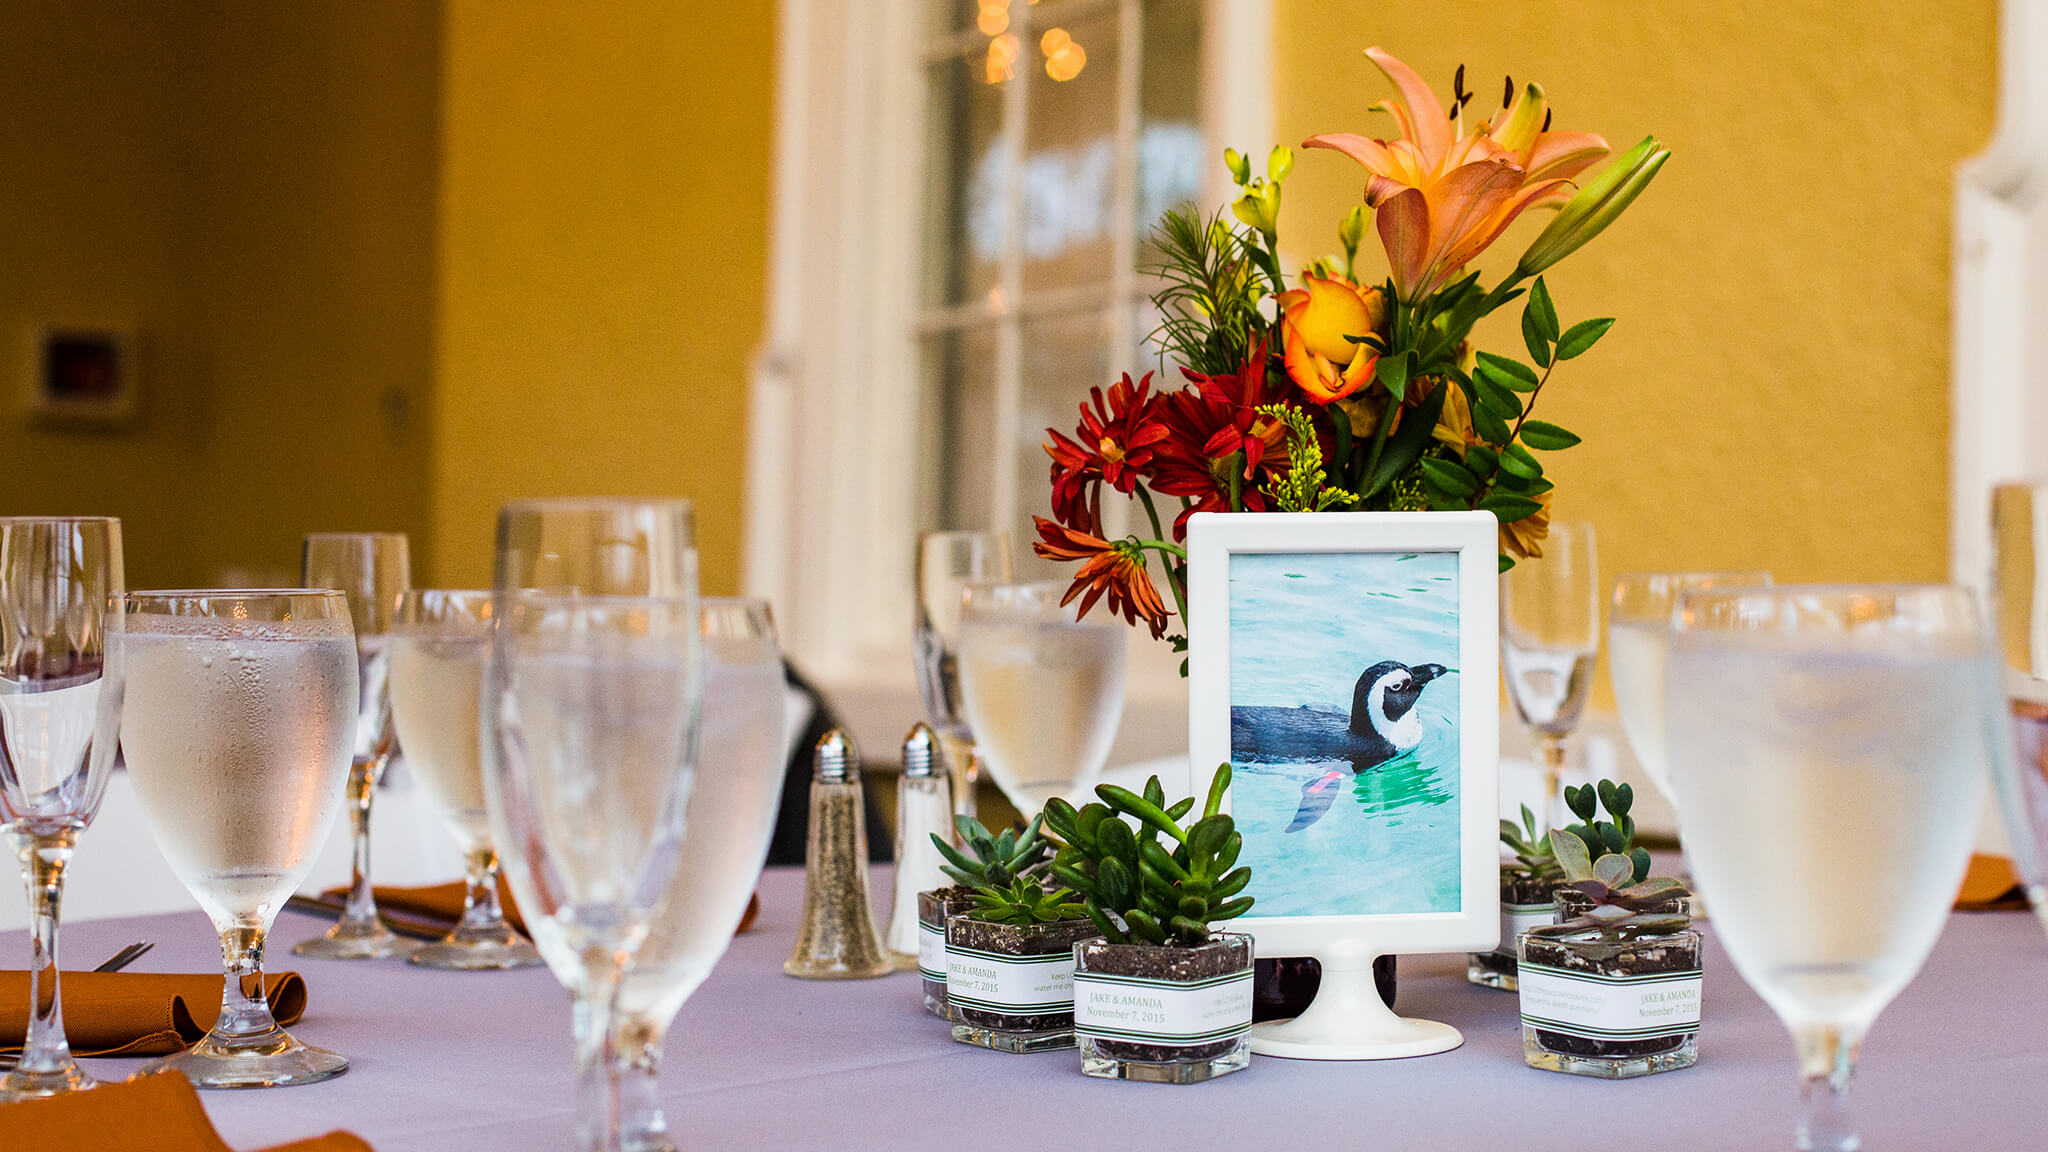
[1467,872,1556,991]
[945,914,1097,1052]
[1073,933,1254,1084]
[1517,924,1701,1079]
[917,886,976,1020]
[1553,886,1689,923]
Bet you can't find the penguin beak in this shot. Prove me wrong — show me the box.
[1411,664,1448,686]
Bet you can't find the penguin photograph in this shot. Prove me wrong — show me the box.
[1225,549,1463,918]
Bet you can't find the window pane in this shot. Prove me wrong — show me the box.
[1017,308,1112,578]
[927,326,1000,532]
[1021,7,1118,294]
[923,49,1007,309]
[1138,0,1205,245]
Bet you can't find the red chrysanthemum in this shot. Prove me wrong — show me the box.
[1043,372,1169,536]
[1148,343,1298,537]
[1031,517,1172,639]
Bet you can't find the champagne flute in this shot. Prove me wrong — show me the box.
[915,531,1013,819]
[389,590,541,970]
[294,532,414,959]
[1988,483,2048,928]
[1665,585,1993,1151]
[0,517,124,1100]
[956,580,1125,813]
[1499,522,1597,827]
[119,590,358,1088]
[1609,570,1771,803]
[614,598,787,1152]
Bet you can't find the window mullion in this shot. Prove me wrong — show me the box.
[1098,0,1145,546]
[990,5,1035,547]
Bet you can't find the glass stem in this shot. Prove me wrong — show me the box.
[11,828,78,1078]
[213,922,280,1045]
[1794,1024,1862,1151]
[1537,734,1568,828]
[461,845,504,933]
[572,955,627,1152]
[615,1014,675,1152]
[338,756,383,929]
[937,729,978,820]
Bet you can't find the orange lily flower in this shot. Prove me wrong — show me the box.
[1277,273,1385,403]
[1304,47,1610,303]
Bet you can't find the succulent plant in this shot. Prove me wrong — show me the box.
[931,814,1049,889]
[1526,827,1690,942]
[1561,779,1652,884]
[1041,765,1254,947]
[963,875,1089,926]
[1498,803,1563,882]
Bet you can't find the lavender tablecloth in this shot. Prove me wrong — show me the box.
[18,866,2048,1151]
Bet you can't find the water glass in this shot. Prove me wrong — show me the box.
[915,531,1012,819]
[956,580,1125,813]
[120,589,358,1088]
[1989,483,2048,930]
[1608,570,1770,803]
[0,517,124,1099]
[294,532,414,960]
[1665,585,1994,1150]
[613,598,787,1152]
[389,590,541,970]
[1500,522,1598,826]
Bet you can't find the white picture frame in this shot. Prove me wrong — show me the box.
[1185,509,1500,1060]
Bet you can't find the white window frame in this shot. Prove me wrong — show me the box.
[746,0,1273,757]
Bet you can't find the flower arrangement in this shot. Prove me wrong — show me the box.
[1034,47,1668,657]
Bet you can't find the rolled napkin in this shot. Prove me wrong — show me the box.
[0,972,305,1057]
[1955,853,2032,912]
[0,1070,369,1151]
[310,883,762,938]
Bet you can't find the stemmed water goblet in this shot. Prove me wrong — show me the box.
[294,532,414,960]
[1664,584,1993,1151]
[1988,482,2048,928]
[0,517,124,1099]
[914,531,1013,819]
[1499,522,1597,827]
[1608,570,1771,804]
[388,590,541,969]
[955,580,1126,816]
[612,597,788,1152]
[119,589,358,1088]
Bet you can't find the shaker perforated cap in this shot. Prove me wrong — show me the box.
[812,728,860,783]
[900,722,938,778]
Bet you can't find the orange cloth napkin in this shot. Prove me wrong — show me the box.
[319,883,762,937]
[0,972,305,1057]
[0,1070,368,1151]
[1956,853,2032,912]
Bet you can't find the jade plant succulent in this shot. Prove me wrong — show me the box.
[1499,803,1563,882]
[1526,829,1689,942]
[1560,780,1652,884]
[964,876,1089,926]
[931,814,1049,889]
[1041,765,1254,947]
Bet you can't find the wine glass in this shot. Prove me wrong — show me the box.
[388,590,541,970]
[1665,585,1993,1151]
[1609,570,1771,803]
[294,532,414,960]
[955,580,1125,813]
[1499,521,1597,827]
[915,531,1013,819]
[484,498,700,1152]
[1988,483,2048,929]
[613,598,787,1152]
[119,589,358,1088]
[0,517,124,1100]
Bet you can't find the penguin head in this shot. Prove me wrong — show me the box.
[1349,660,1448,737]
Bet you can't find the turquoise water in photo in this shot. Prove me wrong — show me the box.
[1228,551,1462,917]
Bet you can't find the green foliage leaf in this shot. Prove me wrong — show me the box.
[1479,492,1542,522]
[1376,351,1411,403]
[1521,307,1551,368]
[1497,443,1543,480]
[1566,785,1597,822]
[1593,853,1635,889]
[1555,317,1615,360]
[1474,375,1523,419]
[1419,457,1479,497]
[1464,443,1499,476]
[1471,402,1514,446]
[1529,277,1560,341]
[1519,420,1582,451]
[1552,829,1593,879]
[1360,377,1447,498]
[1474,351,1540,391]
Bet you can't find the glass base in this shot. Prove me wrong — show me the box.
[950,1020,1075,1053]
[1079,1035,1250,1083]
[1522,1027,1697,1079]
[0,1060,95,1100]
[622,1130,680,1152]
[145,1028,349,1090]
[293,918,418,960]
[408,934,543,970]
[1467,950,1518,990]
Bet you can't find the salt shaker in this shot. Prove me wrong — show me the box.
[785,729,894,980]
[885,722,954,969]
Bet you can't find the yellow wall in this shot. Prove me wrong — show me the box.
[430,0,777,593]
[0,2,440,588]
[1276,0,1997,701]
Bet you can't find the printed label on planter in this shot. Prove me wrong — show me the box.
[918,922,947,982]
[1073,969,1254,1047]
[945,945,1075,1014]
[1517,962,1702,1041]
[1496,902,1555,956]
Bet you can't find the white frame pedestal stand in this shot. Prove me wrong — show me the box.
[1249,939,1461,1060]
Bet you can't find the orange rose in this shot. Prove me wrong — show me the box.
[1277,273,1385,403]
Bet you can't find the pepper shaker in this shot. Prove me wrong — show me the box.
[785,729,894,979]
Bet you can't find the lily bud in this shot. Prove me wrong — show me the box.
[1268,144,1295,183]
[1516,135,1670,277]
[1338,204,1368,258]
[1231,179,1281,236]
[1224,148,1250,186]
